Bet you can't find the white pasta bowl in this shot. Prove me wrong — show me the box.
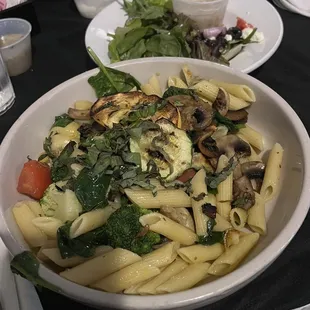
[0,57,309,310]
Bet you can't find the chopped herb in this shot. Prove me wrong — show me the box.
[192,192,206,201]
[197,218,225,246]
[214,111,242,133]
[162,86,196,99]
[202,203,217,219]
[52,114,73,128]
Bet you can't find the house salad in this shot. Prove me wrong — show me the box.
[108,0,264,65]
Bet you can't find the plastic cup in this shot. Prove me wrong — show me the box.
[0,18,32,77]
[173,0,229,30]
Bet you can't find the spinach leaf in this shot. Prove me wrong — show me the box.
[162,86,196,99]
[197,218,225,246]
[121,39,147,60]
[51,141,76,182]
[52,114,73,128]
[43,134,55,159]
[11,251,60,293]
[87,47,141,98]
[146,34,182,56]
[74,168,112,212]
[206,157,237,189]
[201,203,217,219]
[57,222,108,259]
[214,111,242,133]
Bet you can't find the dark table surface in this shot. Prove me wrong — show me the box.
[1,0,310,309]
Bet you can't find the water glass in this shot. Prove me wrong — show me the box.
[0,53,15,116]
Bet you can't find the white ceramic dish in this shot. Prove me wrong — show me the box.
[279,0,310,17]
[85,0,284,73]
[0,58,309,310]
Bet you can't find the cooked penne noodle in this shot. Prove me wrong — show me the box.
[167,76,188,89]
[182,65,193,86]
[91,261,160,293]
[138,258,188,295]
[37,240,58,262]
[24,201,44,217]
[140,213,197,245]
[74,100,93,110]
[216,201,231,221]
[190,169,209,236]
[156,262,211,294]
[216,155,233,202]
[177,243,224,264]
[60,248,139,285]
[149,178,165,190]
[247,192,266,235]
[142,241,180,268]
[260,143,284,201]
[228,94,251,111]
[237,125,264,151]
[214,213,232,231]
[124,280,150,295]
[32,217,63,239]
[70,205,119,239]
[125,188,191,208]
[208,233,259,276]
[141,75,162,97]
[12,202,47,247]
[229,208,248,230]
[191,80,218,102]
[209,80,256,102]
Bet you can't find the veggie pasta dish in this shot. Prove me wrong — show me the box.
[10,49,283,295]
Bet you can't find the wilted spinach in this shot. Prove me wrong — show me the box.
[197,218,225,246]
[162,86,196,99]
[51,114,73,128]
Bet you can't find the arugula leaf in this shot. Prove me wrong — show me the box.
[197,218,225,246]
[74,168,112,212]
[162,86,196,99]
[206,157,237,189]
[57,222,108,259]
[51,141,76,182]
[214,111,242,133]
[87,47,141,97]
[51,114,73,128]
[11,251,60,293]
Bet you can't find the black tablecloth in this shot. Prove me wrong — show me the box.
[1,1,310,309]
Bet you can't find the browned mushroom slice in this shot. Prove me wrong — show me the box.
[198,129,219,158]
[151,102,179,126]
[209,157,219,169]
[241,161,265,191]
[233,175,255,210]
[90,92,160,127]
[167,95,214,131]
[217,135,251,158]
[225,109,248,123]
[212,87,229,116]
[160,206,195,231]
[67,108,91,120]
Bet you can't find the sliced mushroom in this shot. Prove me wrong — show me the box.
[198,130,219,158]
[152,102,179,126]
[233,175,255,210]
[241,161,265,192]
[225,109,248,123]
[217,135,251,158]
[160,207,195,231]
[212,87,229,116]
[209,157,219,169]
[167,95,214,131]
[68,108,91,120]
[233,163,243,180]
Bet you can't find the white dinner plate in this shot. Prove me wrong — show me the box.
[279,0,310,17]
[85,0,283,73]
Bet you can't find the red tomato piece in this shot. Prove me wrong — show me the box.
[17,160,52,200]
[177,168,196,183]
[236,17,254,30]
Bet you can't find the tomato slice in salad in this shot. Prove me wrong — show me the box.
[236,17,254,30]
[17,160,52,200]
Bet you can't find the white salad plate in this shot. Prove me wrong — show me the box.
[0,57,309,310]
[85,0,284,73]
[279,0,310,17]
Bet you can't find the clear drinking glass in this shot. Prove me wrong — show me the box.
[0,52,15,116]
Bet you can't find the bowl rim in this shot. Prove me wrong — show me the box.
[0,57,309,309]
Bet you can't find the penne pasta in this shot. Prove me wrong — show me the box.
[208,233,259,276]
[60,248,139,285]
[260,143,284,201]
[191,80,218,102]
[229,208,248,230]
[237,125,264,151]
[177,243,224,264]
[24,200,44,217]
[37,240,58,262]
[70,205,119,239]
[228,94,251,111]
[216,155,233,202]
[156,262,211,294]
[32,217,63,239]
[138,258,188,295]
[140,213,197,245]
[190,169,209,236]
[125,188,191,209]
[141,75,162,97]
[167,76,188,89]
[247,192,266,235]
[216,201,231,222]
[12,201,47,247]
[91,261,160,293]
[142,241,180,268]
[124,280,150,295]
[74,100,93,110]
[214,213,232,231]
[182,65,193,86]
[209,80,256,102]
